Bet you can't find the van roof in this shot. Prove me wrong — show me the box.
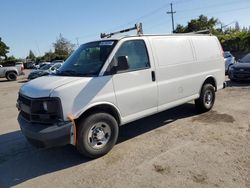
[84,33,214,44]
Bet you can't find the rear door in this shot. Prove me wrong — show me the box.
[111,39,158,122]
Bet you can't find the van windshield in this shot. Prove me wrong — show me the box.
[57,40,117,77]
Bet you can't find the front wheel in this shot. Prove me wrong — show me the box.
[6,72,17,81]
[77,113,119,158]
[195,84,215,113]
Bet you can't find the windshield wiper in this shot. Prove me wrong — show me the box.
[56,70,95,77]
[56,70,81,76]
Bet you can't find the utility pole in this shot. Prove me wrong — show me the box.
[167,3,176,33]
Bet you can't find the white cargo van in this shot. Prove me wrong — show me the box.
[17,29,225,158]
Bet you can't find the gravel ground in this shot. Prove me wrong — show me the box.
[0,71,249,188]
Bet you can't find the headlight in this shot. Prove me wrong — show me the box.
[32,98,61,113]
[31,98,63,123]
[229,66,235,71]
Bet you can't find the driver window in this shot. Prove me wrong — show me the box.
[114,40,150,72]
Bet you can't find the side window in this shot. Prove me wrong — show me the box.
[114,40,150,72]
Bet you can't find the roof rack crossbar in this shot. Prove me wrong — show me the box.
[100,23,143,39]
[187,29,211,34]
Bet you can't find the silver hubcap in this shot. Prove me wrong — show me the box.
[204,90,213,107]
[87,122,111,149]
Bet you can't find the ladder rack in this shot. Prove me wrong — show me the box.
[100,23,143,39]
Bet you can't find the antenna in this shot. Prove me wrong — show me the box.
[100,23,143,39]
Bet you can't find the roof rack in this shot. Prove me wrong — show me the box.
[100,23,143,39]
[187,29,212,35]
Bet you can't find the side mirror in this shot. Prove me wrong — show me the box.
[105,56,129,75]
[116,56,129,71]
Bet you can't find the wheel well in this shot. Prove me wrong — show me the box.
[76,104,121,126]
[5,71,17,77]
[203,77,217,91]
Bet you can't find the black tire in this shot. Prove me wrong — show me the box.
[195,84,215,113]
[77,112,119,158]
[6,72,17,81]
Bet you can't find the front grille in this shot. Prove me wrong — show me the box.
[234,74,250,79]
[18,94,62,124]
[235,67,250,72]
[20,111,31,121]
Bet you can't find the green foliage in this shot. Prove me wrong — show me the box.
[218,31,250,53]
[0,37,9,59]
[175,15,218,33]
[53,34,75,60]
[0,56,17,66]
[174,15,250,54]
[26,50,36,61]
[36,34,75,63]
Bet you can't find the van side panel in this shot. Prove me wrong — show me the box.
[192,37,225,90]
[149,35,224,112]
[192,37,221,61]
[150,36,199,111]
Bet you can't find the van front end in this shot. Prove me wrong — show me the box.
[17,94,74,148]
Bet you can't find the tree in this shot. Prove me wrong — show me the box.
[26,50,36,61]
[53,34,75,60]
[175,24,186,33]
[235,21,240,31]
[0,37,9,59]
[42,50,56,62]
[174,15,218,33]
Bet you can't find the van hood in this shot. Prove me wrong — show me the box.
[20,75,89,98]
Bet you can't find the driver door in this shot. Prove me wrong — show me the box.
[111,39,158,123]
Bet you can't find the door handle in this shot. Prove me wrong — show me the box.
[151,71,156,82]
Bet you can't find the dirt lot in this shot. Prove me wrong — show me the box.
[0,72,249,188]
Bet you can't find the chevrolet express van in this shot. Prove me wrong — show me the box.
[17,34,225,158]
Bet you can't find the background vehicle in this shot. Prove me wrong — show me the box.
[17,26,225,158]
[51,60,64,64]
[228,53,250,81]
[224,51,235,74]
[24,61,35,69]
[28,63,62,80]
[0,63,24,81]
[34,62,51,69]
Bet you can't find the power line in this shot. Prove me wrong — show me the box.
[146,5,250,32]
[175,5,250,23]
[176,0,248,13]
[172,0,193,5]
[73,1,250,44]
[167,3,176,33]
[73,1,173,42]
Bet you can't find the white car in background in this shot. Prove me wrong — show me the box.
[0,63,24,81]
[28,63,62,80]
[224,51,235,74]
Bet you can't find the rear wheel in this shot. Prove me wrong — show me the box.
[195,84,215,113]
[77,112,119,158]
[6,72,17,81]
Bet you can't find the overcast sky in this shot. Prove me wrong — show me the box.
[1,0,250,58]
